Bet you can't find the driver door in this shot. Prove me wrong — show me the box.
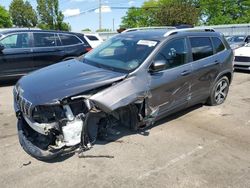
[0,32,33,78]
[148,38,193,116]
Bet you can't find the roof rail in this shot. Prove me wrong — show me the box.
[164,28,215,37]
[0,27,41,32]
[122,26,176,33]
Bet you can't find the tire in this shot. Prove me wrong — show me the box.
[207,76,230,106]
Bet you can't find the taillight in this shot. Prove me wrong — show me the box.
[86,47,92,52]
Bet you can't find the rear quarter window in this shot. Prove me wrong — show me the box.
[59,34,82,46]
[212,37,225,53]
[86,35,99,41]
[190,37,213,61]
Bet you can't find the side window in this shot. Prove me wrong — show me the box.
[190,37,213,61]
[86,35,99,41]
[154,38,188,69]
[0,33,29,48]
[33,33,59,47]
[212,37,225,53]
[59,34,82,46]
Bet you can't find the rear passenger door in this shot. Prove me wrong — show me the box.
[0,32,34,77]
[32,32,64,69]
[189,36,222,103]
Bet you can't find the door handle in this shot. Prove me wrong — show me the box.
[203,60,220,68]
[214,60,220,65]
[181,70,191,76]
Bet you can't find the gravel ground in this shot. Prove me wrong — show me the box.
[0,71,250,188]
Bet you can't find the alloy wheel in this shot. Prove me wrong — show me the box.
[214,79,228,104]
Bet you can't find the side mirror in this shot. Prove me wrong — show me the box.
[0,44,4,51]
[150,60,166,72]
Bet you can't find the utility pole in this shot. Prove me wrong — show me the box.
[112,18,115,31]
[99,0,102,30]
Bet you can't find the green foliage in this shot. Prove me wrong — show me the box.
[121,0,200,28]
[154,0,200,26]
[121,0,250,28]
[199,0,250,25]
[0,6,12,28]
[120,7,155,28]
[82,28,92,32]
[36,0,71,31]
[9,0,37,27]
[96,28,112,32]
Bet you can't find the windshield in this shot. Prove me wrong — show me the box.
[84,36,158,73]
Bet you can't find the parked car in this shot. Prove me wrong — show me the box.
[227,35,250,49]
[84,33,103,48]
[14,28,234,160]
[234,43,250,71]
[0,29,92,81]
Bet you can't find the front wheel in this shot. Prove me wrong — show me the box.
[207,76,230,106]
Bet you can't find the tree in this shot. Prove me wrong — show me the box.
[0,6,12,28]
[121,0,200,28]
[82,28,92,32]
[199,0,250,25]
[96,28,112,32]
[9,0,37,27]
[155,0,200,26]
[37,0,71,31]
[120,7,152,28]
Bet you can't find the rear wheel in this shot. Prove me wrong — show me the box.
[207,76,229,106]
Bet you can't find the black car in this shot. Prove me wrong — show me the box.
[0,29,92,80]
[14,28,234,160]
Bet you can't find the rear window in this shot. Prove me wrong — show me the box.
[59,34,82,46]
[190,37,213,61]
[212,37,225,53]
[86,35,99,41]
[33,33,59,47]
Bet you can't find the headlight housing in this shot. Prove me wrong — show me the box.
[32,105,65,123]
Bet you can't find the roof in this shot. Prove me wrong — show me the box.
[118,28,222,41]
[122,26,176,33]
[0,29,83,36]
[119,29,170,41]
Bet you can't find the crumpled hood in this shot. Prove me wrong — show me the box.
[17,59,126,105]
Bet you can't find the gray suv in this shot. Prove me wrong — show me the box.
[14,28,234,160]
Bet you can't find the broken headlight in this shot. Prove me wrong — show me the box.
[32,105,65,124]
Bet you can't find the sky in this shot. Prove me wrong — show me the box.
[1,0,146,32]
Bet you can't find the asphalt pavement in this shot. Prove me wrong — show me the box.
[0,71,250,188]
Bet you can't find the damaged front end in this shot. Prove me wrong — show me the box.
[14,82,155,160]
